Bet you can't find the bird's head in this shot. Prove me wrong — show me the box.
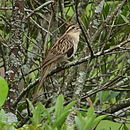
[66,24,81,36]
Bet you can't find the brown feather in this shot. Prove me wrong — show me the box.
[33,24,81,101]
[39,24,81,87]
[39,63,54,87]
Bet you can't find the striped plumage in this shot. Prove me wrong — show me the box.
[39,24,81,86]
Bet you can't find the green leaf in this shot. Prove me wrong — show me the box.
[84,112,96,130]
[120,14,129,23]
[26,98,34,112]
[92,115,107,129]
[64,101,77,112]
[98,91,109,102]
[75,108,97,130]
[75,116,84,130]
[123,124,129,130]
[44,125,55,130]
[0,77,8,107]
[107,91,119,101]
[42,107,52,123]
[127,59,130,64]
[55,94,64,119]
[31,103,45,125]
[0,109,7,122]
[61,123,67,130]
[53,111,70,128]
[86,107,96,119]
[85,107,97,129]
[0,109,7,129]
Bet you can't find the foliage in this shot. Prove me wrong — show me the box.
[0,109,16,130]
[0,0,130,129]
[0,77,8,107]
[75,107,107,130]
[0,94,130,129]
[28,94,77,129]
[0,94,106,130]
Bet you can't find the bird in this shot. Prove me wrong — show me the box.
[39,24,81,87]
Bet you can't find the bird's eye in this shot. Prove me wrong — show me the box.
[72,26,76,30]
[76,27,80,30]
[72,26,79,30]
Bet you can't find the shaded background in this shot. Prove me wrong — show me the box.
[0,0,130,129]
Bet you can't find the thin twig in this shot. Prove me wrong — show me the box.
[24,1,53,20]
[74,0,94,57]
[29,15,53,35]
[91,0,127,43]
[12,39,130,107]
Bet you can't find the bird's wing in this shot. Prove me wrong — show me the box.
[42,36,74,69]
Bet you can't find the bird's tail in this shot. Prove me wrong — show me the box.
[39,63,53,87]
[33,63,53,101]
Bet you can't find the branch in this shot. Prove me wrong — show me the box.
[74,0,94,57]
[29,15,53,35]
[12,78,39,107]
[24,1,53,20]
[12,39,130,107]
[48,39,130,76]
[103,98,130,114]
[91,0,127,43]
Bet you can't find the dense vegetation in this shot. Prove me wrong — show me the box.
[0,0,130,129]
